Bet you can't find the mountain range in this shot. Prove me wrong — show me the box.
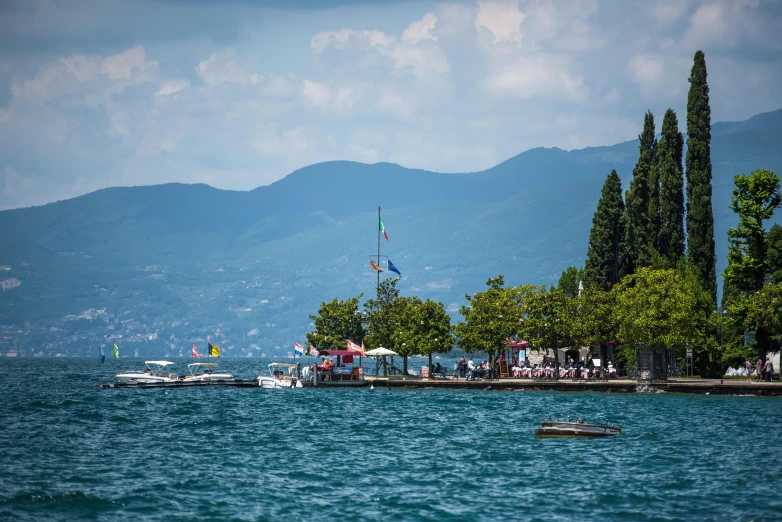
[2,108,781,357]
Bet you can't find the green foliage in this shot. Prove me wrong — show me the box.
[393,298,455,358]
[685,50,717,303]
[522,286,574,356]
[556,266,583,298]
[572,288,618,350]
[625,111,657,272]
[363,278,401,352]
[723,169,781,359]
[657,109,686,265]
[306,294,365,352]
[583,170,626,290]
[455,275,524,362]
[613,267,699,353]
[746,282,782,337]
[767,225,782,284]
[724,169,782,293]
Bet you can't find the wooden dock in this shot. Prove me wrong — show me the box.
[365,376,782,396]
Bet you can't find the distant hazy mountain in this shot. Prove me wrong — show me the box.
[2,109,781,357]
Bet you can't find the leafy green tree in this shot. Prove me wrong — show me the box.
[573,288,618,378]
[556,266,584,298]
[613,267,699,378]
[723,169,782,361]
[685,50,717,303]
[363,278,401,353]
[746,282,782,339]
[306,294,365,352]
[583,170,626,290]
[521,286,574,378]
[624,111,657,272]
[767,224,782,284]
[657,108,686,265]
[394,298,455,374]
[455,275,523,375]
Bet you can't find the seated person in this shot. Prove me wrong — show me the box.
[607,361,617,377]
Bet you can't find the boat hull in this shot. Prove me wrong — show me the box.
[534,422,621,439]
[258,377,300,389]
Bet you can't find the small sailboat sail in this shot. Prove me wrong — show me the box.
[99,347,105,364]
[135,348,139,357]
[113,344,119,358]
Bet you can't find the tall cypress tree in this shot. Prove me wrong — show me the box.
[685,50,717,302]
[584,170,626,291]
[657,108,685,265]
[624,111,657,272]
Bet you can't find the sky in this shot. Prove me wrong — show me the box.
[1,0,781,210]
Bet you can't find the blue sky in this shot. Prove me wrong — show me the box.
[1,0,781,209]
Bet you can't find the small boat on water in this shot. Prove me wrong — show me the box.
[534,416,622,438]
[258,363,303,389]
[184,362,234,382]
[116,361,177,384]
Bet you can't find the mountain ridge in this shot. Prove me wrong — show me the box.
[1,108,781,357]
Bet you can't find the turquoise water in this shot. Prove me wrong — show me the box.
[1,358,781,521]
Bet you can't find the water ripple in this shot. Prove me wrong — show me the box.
[1,358,780,521]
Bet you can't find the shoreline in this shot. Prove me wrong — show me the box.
[365,376,782,396]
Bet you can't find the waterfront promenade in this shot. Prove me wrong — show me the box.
[366,375,782,396]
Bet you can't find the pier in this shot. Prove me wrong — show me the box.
[365,376,782,396]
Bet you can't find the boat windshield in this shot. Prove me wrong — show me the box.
[188,363,219,376]
[268,363,298,378]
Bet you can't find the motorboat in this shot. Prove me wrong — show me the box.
[258,363,303,389]
[534,416,622,438]
[116,361,177,384]
[184,362,234,382]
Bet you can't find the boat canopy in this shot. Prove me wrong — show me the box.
[188,363,219,368]
[269,363,298,368]
[145,361,175,366]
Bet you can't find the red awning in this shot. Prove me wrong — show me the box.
[505,340,529,348]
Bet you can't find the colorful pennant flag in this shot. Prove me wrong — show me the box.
[347,340,366,356]
[294,342,304,357]
[370,258,383,272]
[379,217,389,242]
[208,343,220,357]
[388,260,401,276]
[113,343,119,358]
[309,344,320,357]
[192,344,202,358]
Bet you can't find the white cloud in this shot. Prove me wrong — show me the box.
[627,53,689,99]
[651,0,689,24]
[627,53,665,85]
[484,54,586,102]
[196,49,259,86]
[475,0,526,45]
[251,125,309,158]
[101,46,156,81]
[302,80,332,107]
[401,13,438,45]
[155,79,190,97]
[311,29,355,54]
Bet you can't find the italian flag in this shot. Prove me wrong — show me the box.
[379,217,389,242]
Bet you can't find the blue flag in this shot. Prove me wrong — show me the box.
[388,260,401,276]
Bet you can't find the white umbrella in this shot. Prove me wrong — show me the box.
[365,347,398,357]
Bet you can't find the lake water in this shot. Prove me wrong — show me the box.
[1,358,781,521]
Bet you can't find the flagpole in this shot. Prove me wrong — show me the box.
[377,206,381,293]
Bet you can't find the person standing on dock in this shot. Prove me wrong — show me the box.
[756,357,763,382]
[745,359,752,382]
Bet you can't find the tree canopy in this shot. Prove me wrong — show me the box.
[306,294,365,352]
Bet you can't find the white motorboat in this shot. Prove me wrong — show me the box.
[184,362,234,382]
[116,361,177,384]
[534,416,623,438]
[258,363,303,389]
